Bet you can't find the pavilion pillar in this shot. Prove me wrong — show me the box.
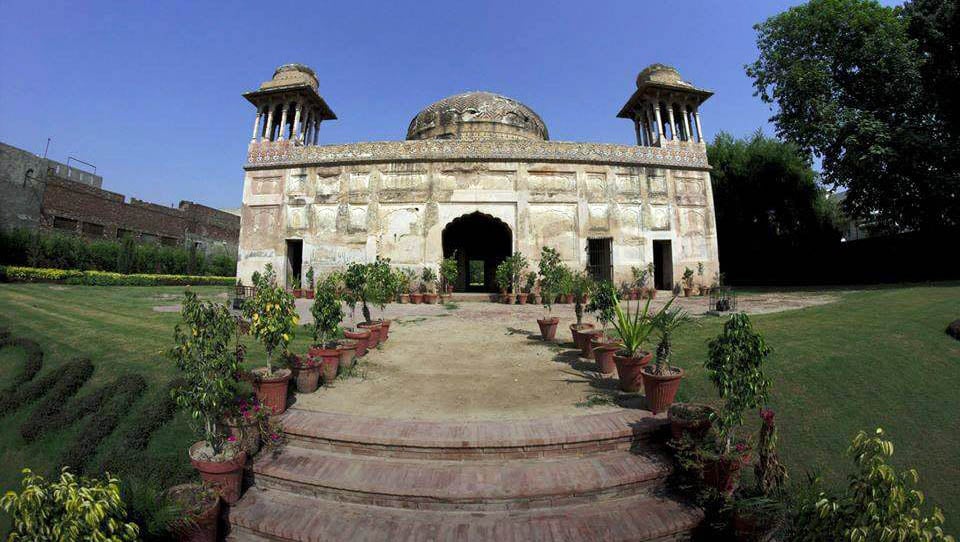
[681,105,692,142]
[278,103,289,141]
[264,105,275,141]
[653,102,664,144]
[694,108,704,142]
[251,107,262,143]
[667,103,677,141]
[292,103,303,143]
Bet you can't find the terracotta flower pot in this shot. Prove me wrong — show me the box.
[380,319,392,342]
[337,339,358,371]
[517,292,529,304]
[424,293,438,304]
[564,293,575,304]
[630,288,640,300]
[304,290,315,299]
[528,293,539,304]
[683,287,693,297]
[667,403,714,441]
[579,329,604,359]
[647,288,658,299]
[251,368,291,415]
[292,289,303,299]
[612,351,652,392]
[591,337,621,374]
[188,442,246,505]
[167,483,220,542]
[225,417,261,457]
[310,348,339,385]
[702,456,744,494]
[398,293,410,304]
[569,323,595,351]
[290,361,321,394]
[503,293,515,304]
[410,292,423,304]
[343,328,371,357]
[641,367,684,414]
[537,317,559,340]
[733,509,777,541]
[358,321,382,348]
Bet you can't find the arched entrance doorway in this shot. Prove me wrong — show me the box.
[442,212,512,292]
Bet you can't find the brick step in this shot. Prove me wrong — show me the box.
[251,445,672,511]
[227,487,703,542]
[279,408,669,460]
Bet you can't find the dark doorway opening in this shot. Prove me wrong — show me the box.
[285,239,303,288]
[652,240,673,290]
[442,212,512,292]
[587,238,613,283]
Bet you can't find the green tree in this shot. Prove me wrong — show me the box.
[747,0,958,233]
[537,247,565,315]
[311,274,343,347]
[243,264,298,374]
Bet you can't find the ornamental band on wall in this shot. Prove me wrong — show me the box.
[238,63,719,294]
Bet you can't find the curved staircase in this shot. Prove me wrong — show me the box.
[227,408,702,541]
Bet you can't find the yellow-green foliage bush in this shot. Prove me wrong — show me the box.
[0,266,235,286]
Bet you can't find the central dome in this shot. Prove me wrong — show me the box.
[406,91,548,141]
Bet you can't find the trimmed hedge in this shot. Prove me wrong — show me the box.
[0,333,44,411]
[20,358,95,442]
[0,266,235,286]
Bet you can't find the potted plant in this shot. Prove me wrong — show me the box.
[290,274,303,298]
[536,247,564,340]
[171,291,246,504]
[495,260,513,304]
[682,267,695,297]
[345,262,383,347]
[306,273,343,389]
[243,263,297,415]
[225,394,282,457]
[696,262,709,296]
[337,337,358,372]
[167,483,220,542]
[729,409,787,540]
[630,267,644,300]
[304,266,316,299]
[559,265,575,304]
[642,303,696,414]
[522,271,537,304]
[507,252,528,304]
[610,297,658,392]
[440,255,458,299]
[421,266,438,304]
[700,313,772,493]
[644,262,657,299]
[369,258,396,339]
[586,280,621,374]
[341,271,372,357]
[570,270,597,355]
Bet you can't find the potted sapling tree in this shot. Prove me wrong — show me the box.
[171,291,246,504]
[610,296,658,393]
[536,247,564,340]
[166,482,221,542]
[368,258,396,340]
[586,280,621,374]
[642,303,697,413]
[341,264,372,357]
[440,255,458,301]
[347,262,383,347]
[495,260,513,304]
[310,274,344,387]
[421,266,439,305]
[523,271,537,304]
[630,266,643,300]
[396,268,411,304]
[570,270,598,356]
[290,274,303,299]
[507,252,528,304]
[243,264,297,415]
[682,267,695,297]
[560,265,575,304]
[304,266,316,299]
[644,262,657,299]
[697,262,709,296]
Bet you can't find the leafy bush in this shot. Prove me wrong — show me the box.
[570,269,594,325]
[610,297,658,357]
[311,274,344,347]
[537,247,565,314]
[0,266,235,286]
[244,264,297,374]
[0,332,44,411]
[440,256,458,291]
[0,468,139,541]
[651,303,696,375]
[586,281,619,333]
[787,428,953,542]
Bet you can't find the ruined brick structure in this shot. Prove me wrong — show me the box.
[239,63,719,291]
[0,141,239,255]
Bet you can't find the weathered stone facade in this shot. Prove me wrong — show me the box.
[238,64,719,290]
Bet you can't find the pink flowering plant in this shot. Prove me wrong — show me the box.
[229,394,284,451]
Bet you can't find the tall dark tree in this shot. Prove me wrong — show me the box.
[747,0,958,234]
[708,131,841,284]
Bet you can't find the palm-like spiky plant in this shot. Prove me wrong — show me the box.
[651,303,697,375]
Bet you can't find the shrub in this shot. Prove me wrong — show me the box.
[786,428,953,542]
[651,303,696,375]
[311,274,344,347]
[60,375,148,473]
[244,264,297,374]
[570,269,594,325]
[610,297,658,357]
[0,468,139,541]
[440,256,458,291]
[586,281,619,333]
[0,266,235,286]
[0,333,44,411]
[172,291,241,454]
[19,358,95,442]
[537,247,565,315]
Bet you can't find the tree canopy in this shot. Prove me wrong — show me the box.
[747,0,959,234]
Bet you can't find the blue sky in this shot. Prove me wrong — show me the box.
[0,0,899,209]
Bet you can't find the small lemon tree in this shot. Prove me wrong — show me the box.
[311,274,344,348]
[537,247,565,317]
[244,264,298,374]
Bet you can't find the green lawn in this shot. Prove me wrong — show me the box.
[0,283,958,532]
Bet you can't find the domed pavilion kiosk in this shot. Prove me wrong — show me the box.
[238,63,718,292]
